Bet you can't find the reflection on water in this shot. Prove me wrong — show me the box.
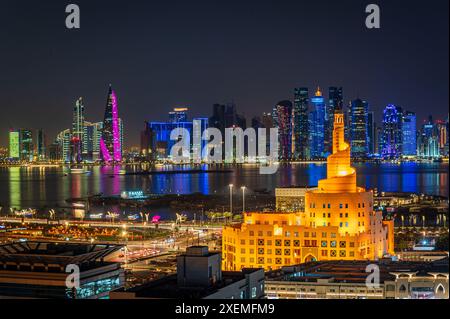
[0,162,448,211]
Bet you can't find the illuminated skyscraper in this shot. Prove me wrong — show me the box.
[418,115,439,158]
[56,129,71,162]
[35,129,46,161]
[309,87,326,159]
[326,87,343,154]
[72,97,84,146]
[273,100,293,160]
[19,129,33,162]
[402,111,417,156]
[100,85,122,162]
[381,104,403,159]
[8,130,20,160]
[293,88,309,159]
[367,111,375,155]
[350,98,369,159]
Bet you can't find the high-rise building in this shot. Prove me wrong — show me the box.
[72,97,85,156]
[309,87,326,159]
[8,130,20,160]
[35,129,46,161]
[273,100,293,160]
[436,119,447,156]
[381,104,403,159]
[222,111,394,271]
[418,116,439,158]
[326,87,343,154]
[402,111,417,156]
[169,107,188,123]
[367,111,375,155]
[293,88,309,159]
[140,122,156,161]
[350,98,369,159]
[19,129,33,162]
[56,129,72,162]
[100,85,122,162]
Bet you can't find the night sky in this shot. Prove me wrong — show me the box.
[0,0,448,147]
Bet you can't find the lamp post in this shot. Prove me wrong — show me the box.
[241,186,246,214]
[229,184,233,215]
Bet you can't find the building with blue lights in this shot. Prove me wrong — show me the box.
[326,87,343,154]
[293,88,309,160]
[309,87,326,159]
[402,111,417,156]
[381,104,403,159]
[149,108,208,160]
[350,98,369,159]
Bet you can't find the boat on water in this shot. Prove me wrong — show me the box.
[70,167,90,174]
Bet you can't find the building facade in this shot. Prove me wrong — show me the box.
[222,111,394,271]
[309,88,326,159]
[293,88,309,160]
[100,85,122,162]
[350,98,369,159]
[381,104,403,159]
[273,100,293,160]
[402,111,417,156]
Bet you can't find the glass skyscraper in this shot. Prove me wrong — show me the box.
[381,104,403,159]
[100,85,122,162]
[326,87,343,154]
[309,87,326,159]
[273,100,293,160]
[350,98,369,159]
[293,88,309,159]
[402,111,417,156]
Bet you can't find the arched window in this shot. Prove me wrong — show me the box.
[399,284,407,292]
[436,284,445,294]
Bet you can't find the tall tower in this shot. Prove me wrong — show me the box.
[100,85,122,162]
[293,88,309,159]
[326,87,343,154]
[350,98,369,159]
[273,100,293,160]
[309,87,326,159]
[72,98,84,149]
[381,104,403,159]
[402,111,417,156]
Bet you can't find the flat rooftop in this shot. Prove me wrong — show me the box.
[115,269,261,299]
[0,241,123,272]
[266,259,449,284]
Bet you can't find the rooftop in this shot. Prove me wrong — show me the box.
[266,259,449,284]
[0,241,123,272]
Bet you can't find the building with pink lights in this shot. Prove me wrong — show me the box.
[100,85,123,162]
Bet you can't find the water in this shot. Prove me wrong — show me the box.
[0,162,448,217]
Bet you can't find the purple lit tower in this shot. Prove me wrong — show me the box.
[100,85,122,162]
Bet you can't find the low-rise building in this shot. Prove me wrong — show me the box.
[110,246,265,299]
[0,241,124,299]
[265,259,449,299]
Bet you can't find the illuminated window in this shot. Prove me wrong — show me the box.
[250,240,254,245]
[350,251,355,257]
[331,233,336,238]
[312,232,316,238]
[275,249,282,255]
[339,241,346,248]
[345,222,349,227]
[241,248,246,253]
[330,241,336,247]
[330,250,337,257]
[285,231,290,237]
[275,258,282,264]
[249,231,254,236]
[304,240,311,247]
[294,232,299,237]
[257,257,264,264]
[339,203,343,209]
[293,240,300,247]
[267,231,272,236]
[284,249,290,255]
[328,204,331,208]
[304,232,309,237]
[258,231,263,236]
[339,250,346,257]
[345,213,348,218]
[284,240,291,246]
[321,241,327,247]
[321,250,328,257]
[258,239,264,246]
[349,242,355,248]
[275,239,282,246]
[241,239,245,245]
[322,232,327,237]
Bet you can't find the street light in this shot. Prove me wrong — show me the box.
[241,186,246,214]
[229,184,233,215]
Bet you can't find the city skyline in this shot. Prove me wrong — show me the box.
[0,0,448,147]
